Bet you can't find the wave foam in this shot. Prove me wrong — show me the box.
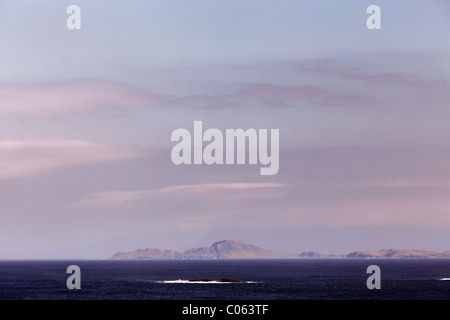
[157,279,258,284]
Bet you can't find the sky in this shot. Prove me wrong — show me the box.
[1,1,450,258]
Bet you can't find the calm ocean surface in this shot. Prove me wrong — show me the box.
[0,259,448,300]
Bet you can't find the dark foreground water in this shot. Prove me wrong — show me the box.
[0,259,448,300]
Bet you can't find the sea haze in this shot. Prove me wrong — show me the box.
[0,259,448,300]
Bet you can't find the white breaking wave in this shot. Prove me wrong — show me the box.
[439,278,450,281]
[157,279,259,284]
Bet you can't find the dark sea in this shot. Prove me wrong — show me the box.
[0,259,448,300]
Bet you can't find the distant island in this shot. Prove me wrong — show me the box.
[110,239,450,260]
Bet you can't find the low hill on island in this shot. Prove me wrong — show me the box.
[110,239,450,260]
[345,249,450,259]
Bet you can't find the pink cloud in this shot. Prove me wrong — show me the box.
[74,183,288,207]
[366,179,450,188]
[0,140,140,179]
[0,80,166,117]
[301,62,448,89]
[171,83,373,108]
[362,73,446,89]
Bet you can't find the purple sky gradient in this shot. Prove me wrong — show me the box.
[1,1,450,258]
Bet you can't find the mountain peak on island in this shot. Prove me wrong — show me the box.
[211,239,241,246]
[209,239,280,258]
